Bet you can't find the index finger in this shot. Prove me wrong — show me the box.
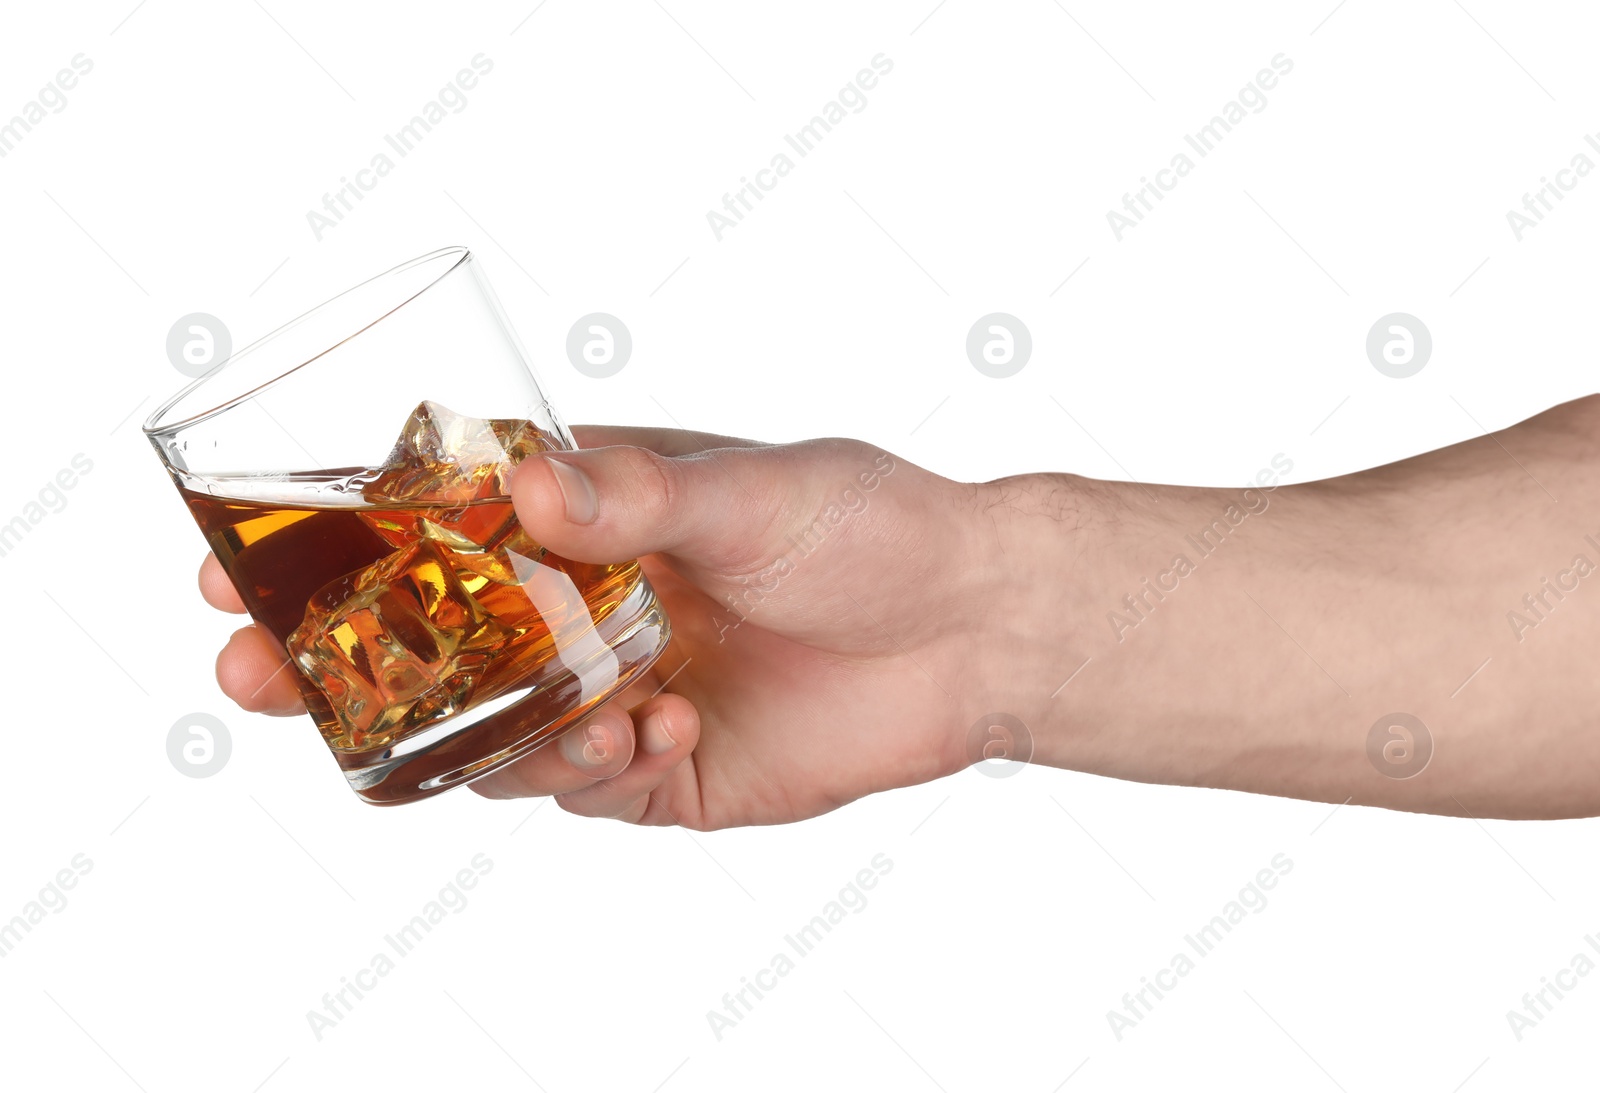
[199,553,248,614]
[569,424,766,457]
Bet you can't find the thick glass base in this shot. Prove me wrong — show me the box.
[331,578,672,805]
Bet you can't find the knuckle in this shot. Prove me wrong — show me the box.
[626,444,682,525]
[805,435,871,464]
[554,789,623,819]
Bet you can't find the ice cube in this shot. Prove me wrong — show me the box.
[443,518,547,586]
[359,503,547,588]
[360,502,512,551]
[362,400,555,506]
[286,539,513,749]
[357,401,552,583]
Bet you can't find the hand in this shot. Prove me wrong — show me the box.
[204,426,994,828]
[210,395,1600,825]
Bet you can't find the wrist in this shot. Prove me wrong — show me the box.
[948,470,1128,769]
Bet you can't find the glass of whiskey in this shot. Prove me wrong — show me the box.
[144,247,672,804]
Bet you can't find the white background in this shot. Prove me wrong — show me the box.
[0,1,1595,1089]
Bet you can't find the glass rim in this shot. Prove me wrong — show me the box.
[142,245,474,439]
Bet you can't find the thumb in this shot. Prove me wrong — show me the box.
[510,445,775,570]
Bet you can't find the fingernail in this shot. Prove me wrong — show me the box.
[562,720,615,768]
[546,456,597,525]
[640,710,678,756]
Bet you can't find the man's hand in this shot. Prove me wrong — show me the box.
[206,395,1600,825]
[205,426,995,827]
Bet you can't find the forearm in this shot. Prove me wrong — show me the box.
[969,395,1600,819]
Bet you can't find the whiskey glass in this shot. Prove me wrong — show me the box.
[144,247,671,804]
